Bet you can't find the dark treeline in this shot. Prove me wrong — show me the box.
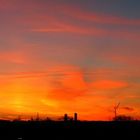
[0,119,140,140]
[0,113,139,139]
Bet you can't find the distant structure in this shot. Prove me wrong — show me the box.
[114,102,120,119]
[63,113,78,122]
[74,113,78,121]
[13,115,21,122]
[30,117,34,121]
[64,114,68,121]
[113,115,134,121]
[36,113,40,121]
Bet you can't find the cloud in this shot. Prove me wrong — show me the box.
[59,4,140,26]
[90,80,128,89]
[102,52,140,66]
[122,107,134,111]
[8,1,138,40]
[30,22,140,40]
[23,1,140,26]
[0,51,28,64]
[45,65,88,100]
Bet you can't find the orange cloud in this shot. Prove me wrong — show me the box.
[45,65,88,100]
[90,80,128,89]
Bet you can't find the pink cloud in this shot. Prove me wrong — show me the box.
[59,4,140,26]
[102,52,140,66]
[9,1,139,40]
[25,1,140,26]
[31,26,140,40]
[29,16,140,40]
[0,51,28,64]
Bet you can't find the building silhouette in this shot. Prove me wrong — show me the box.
[64,114,68,121]
[74,113,78,121]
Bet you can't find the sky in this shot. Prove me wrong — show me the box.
[0,0,140,120]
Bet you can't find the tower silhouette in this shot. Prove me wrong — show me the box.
[64,114,68,121]
[74,113,78,121]
[36,113,40,121]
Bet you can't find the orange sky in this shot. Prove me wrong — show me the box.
[0,65,139,120]
[0,0,140,120]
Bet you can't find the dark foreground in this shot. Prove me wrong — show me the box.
[0,120,140,140]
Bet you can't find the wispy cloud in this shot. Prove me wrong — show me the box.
[58,4,140,26]
[122,107,134,111]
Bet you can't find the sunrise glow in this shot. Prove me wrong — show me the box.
[0,0,140,121]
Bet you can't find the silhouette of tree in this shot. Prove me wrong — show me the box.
[45,117,52,121]
[36,113,40,121]
[113,115,134,121]
[13,115,21,121]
